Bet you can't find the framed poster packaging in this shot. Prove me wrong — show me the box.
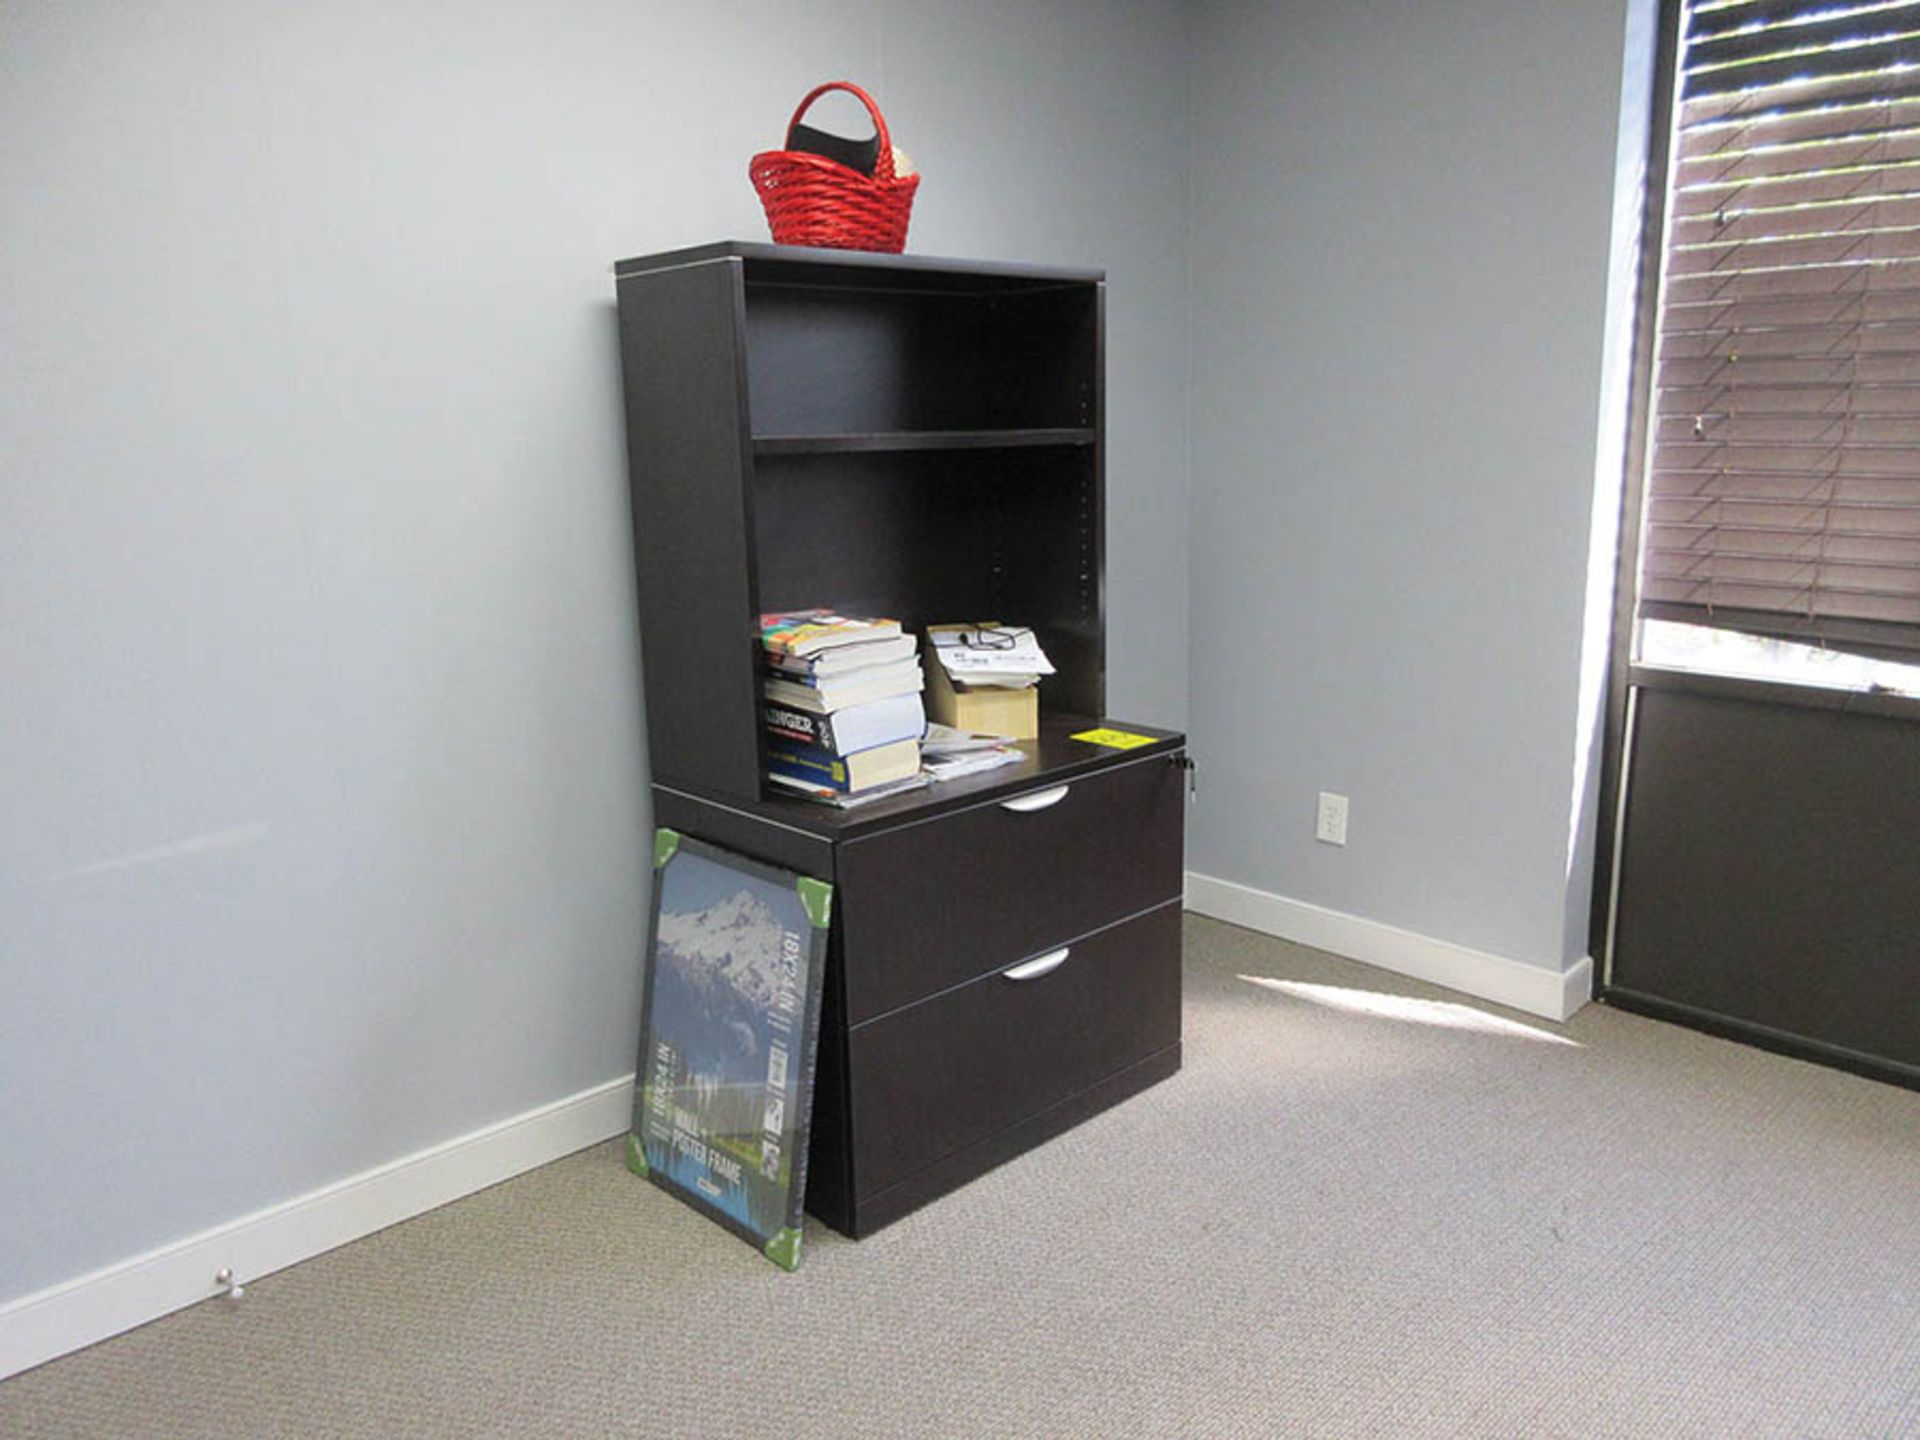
[625,829,833,1270]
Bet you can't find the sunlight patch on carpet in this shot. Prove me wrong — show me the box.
[1238,976,1583,1047]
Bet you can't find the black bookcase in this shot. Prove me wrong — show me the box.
[613,241,1187,1236]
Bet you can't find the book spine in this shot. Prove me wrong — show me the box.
[764,743,854,792]
[763,703,840,752]
[761,676,830,712]
[759,615,899,658]
[764,653,824,681]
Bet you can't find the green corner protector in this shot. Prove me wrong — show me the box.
[625,1133,650,1178]
[653,829,681,870]
[795,876,833,930]
[764,1226,804,1271]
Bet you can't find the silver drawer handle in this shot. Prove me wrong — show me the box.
[1003,947,1070,982]
[1000,784,1070,814]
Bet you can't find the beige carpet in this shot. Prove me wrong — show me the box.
[4,915,1917,1438]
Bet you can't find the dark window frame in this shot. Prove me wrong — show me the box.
[1591,0,1920,958]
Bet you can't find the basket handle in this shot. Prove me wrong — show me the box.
[787,81,897,183]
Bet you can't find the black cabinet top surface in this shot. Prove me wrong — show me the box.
[654,715,1183,840]
[613,241,1104,293]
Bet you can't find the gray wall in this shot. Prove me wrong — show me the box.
[0,0,1190,1303]
[1187,0,1638,971]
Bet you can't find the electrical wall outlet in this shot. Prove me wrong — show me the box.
[1315,790,1349,846]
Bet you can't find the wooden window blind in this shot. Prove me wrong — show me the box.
[1642,0,1920,658]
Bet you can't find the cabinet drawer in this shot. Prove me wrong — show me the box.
[837,752,1184,1024]
[845,901,1181,1203]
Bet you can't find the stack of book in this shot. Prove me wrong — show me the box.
[760,610,929,806]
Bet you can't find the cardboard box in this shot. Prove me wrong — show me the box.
[923,629,1039,739]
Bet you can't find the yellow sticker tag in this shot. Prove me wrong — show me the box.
[1071,727,1158,750]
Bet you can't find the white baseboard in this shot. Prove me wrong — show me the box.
[0,1075,636,1381]
[1184,872,1593,1023]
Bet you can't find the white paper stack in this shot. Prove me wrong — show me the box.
[919,722,1024,782]
[930,626,1055,689]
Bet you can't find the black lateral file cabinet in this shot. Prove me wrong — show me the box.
[613,241,1187,1237]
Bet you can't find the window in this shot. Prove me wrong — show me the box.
[1634,0,1920,695]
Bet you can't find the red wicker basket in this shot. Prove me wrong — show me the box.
[749,82,920,253]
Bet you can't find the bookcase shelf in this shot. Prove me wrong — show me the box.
[613,240,1184,1238]
[753,427,1096,455]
